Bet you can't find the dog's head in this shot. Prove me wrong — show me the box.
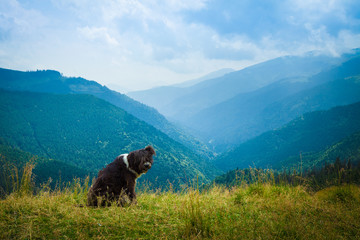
[128,145,156,175]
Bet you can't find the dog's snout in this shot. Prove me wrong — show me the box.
[144,162,152,169]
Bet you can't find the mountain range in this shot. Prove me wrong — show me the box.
[0,68,212,159]
[129,50,360,152]
[128,53,346,119]
[189,57,360,151]
[0,90,221,189]
[128,68,234,109]
[1,49,360,191]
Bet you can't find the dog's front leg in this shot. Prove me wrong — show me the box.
[126,179,137,204]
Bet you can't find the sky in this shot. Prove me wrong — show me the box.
[1,0,360,92]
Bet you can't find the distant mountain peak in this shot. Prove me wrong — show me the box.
[171,68,235,88]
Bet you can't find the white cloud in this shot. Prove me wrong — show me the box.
[78,26,119,46]
[1,0,359,90]
[292,0,341,12]
[164,0,208,11]
[288,0,357,26]
[0,0,46,37]
[339,30,360,49]
[211,34,259,53]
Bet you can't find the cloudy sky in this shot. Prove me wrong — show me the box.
[1,0,360,91]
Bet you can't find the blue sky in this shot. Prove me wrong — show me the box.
[1,0,360,91]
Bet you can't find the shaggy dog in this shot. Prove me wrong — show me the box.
[87,146,155,207]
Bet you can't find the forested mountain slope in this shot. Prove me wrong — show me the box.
[0,142,93,195]
[282,131,360,170]
[214,102,360,171]
[0,68,211,158]
[0,90,221,188]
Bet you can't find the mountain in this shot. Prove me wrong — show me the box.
[127,68,234,113]
[214,102,360,171]
[172,68,235,88]
[212,131,360,188]
[0,90,221,188]
[283,131,360,170]
[187,76,315,150]
[0,68,212,159]
[261,57,360,128]
[187,56,360,151]
[129,53,346,122]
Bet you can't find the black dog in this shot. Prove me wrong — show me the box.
[87,146,155,207]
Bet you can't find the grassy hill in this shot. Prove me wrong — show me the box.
[214,102,360,171]
[0,90,221,188]
[1,177,359,239]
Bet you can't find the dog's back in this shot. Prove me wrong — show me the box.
[87,155,128,206]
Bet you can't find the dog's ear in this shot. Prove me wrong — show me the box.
[145,145,156,156]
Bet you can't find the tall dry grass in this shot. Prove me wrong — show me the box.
[1,165,360,239]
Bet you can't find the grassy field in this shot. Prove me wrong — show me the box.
[1,176,360,240]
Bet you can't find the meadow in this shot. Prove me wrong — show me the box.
[1,164,360,239]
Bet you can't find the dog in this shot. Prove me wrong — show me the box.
[87,145,155,207]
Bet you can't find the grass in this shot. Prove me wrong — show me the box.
[1,163,360,239]
[1,179,360,239]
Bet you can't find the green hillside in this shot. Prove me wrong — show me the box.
[213,132,360,188]
[214,102,360,171]
[0,68,212,159]
[0,90,221,188]
[283,131,360,169]
[0,142,93,196]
